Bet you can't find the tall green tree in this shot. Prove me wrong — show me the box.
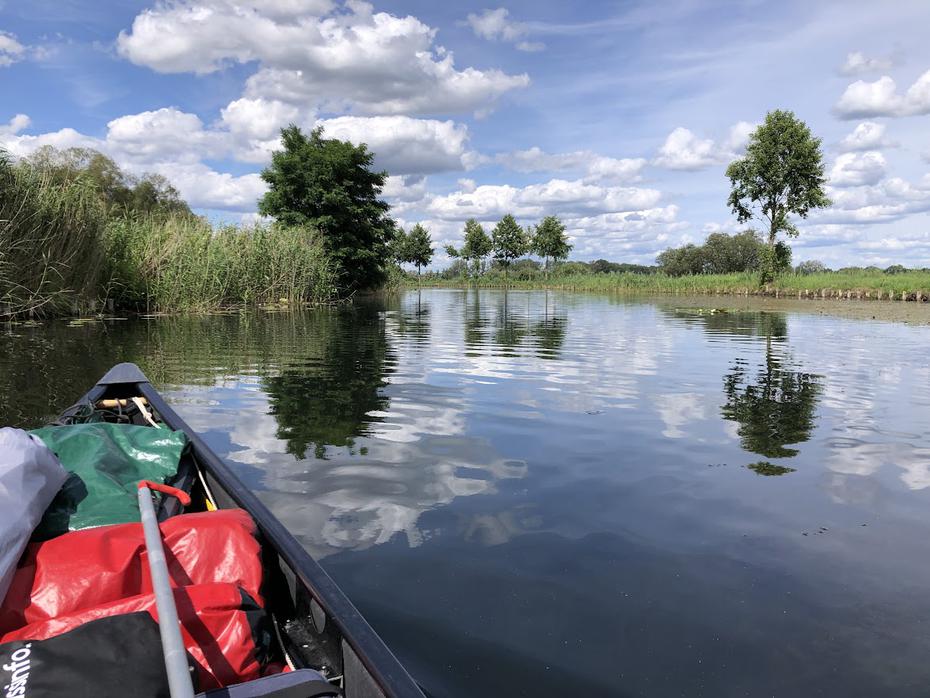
[405,223,434,277]
[391,227,410,265]
[725,110,831,284]
[491,214,529,279]
[532,215,572,274]
[445,218,493,278]
[258,125,395,291]
[462,218,492,275]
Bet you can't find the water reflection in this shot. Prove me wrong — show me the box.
[263,305,395,459]
[391,290,431,345]
[666,306,787,339]
[721,350,821,459]
[6,293,930,697]
[462,289,568,360]
[663,306,822,464]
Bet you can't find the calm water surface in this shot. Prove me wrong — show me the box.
[3,289,930,697]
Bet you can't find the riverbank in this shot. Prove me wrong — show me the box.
[407,270,930,301]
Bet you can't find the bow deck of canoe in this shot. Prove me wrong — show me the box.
[0,363,425,698]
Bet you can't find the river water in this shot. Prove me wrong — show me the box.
[3,289,930,697]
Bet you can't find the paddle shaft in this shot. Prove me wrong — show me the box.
[138,485,196,698]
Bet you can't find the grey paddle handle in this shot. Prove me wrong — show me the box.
[138,485,196,698]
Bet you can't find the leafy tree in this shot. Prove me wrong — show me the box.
[509,258,542,280]
[726,110,831,284]
[491,214,529,279]
[405,223,434,277]
[588,259,657,274]
[462,218,492,275]
[657,231,768,276]
[702,231,764,274]
[127,173,189,215]
[796,259,827,275]
[445,218,492,277]
[532,215,572,274]
[259,125,395,291]
[657,244,707,276]
[391,227,410,264]
[440,258,469,279]
[884,264,907,275]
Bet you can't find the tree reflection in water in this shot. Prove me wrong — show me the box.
[664,307,822,469]
[391,289,430,344]
[493,291,528,353]
[465,289,567,359]
[719,313,821,462]
[263,303,395,459]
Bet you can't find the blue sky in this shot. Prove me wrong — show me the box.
[2,0,930,267]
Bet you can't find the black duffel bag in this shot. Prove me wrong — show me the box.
[1,612,192,697]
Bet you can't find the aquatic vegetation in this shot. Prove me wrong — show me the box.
[746,461,797,476]
[0,150,107,317]
[103,216,337,312]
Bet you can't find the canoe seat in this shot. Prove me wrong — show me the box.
[198,669,340,697]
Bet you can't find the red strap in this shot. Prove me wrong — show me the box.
[138,480,192,507]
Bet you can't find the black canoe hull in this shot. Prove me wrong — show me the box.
[76,363,425,698]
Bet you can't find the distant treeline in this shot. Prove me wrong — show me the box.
[437,257,657,280]
[419,225,927,283]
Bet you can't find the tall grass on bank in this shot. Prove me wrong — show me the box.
[103,216,338,312]
[1,147,338,317]
[411,269,930,300]
[0,151,107,316]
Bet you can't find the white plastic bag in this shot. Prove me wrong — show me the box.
[0,428,68,603]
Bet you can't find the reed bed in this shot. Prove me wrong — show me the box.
[103,217,337,313]
[1,150,338,317]
[0,152,107,316]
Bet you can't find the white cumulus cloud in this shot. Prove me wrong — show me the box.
[0,114,30,136]
[653,122,754,171]
[0,109,264,211]
[1,101,477,209]
[426,177,662,221]
[834,69,930,119]
[829,151,887,187]
[819,176,930,225]
[838,122,894,152]
[150,162,267,210]
[117,0,529,115]
[839,51,893,76]
[106,107,227,164]
[319,115,471,174]
[653,128,715,170]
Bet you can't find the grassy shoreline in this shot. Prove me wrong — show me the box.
[406,270,930,301]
